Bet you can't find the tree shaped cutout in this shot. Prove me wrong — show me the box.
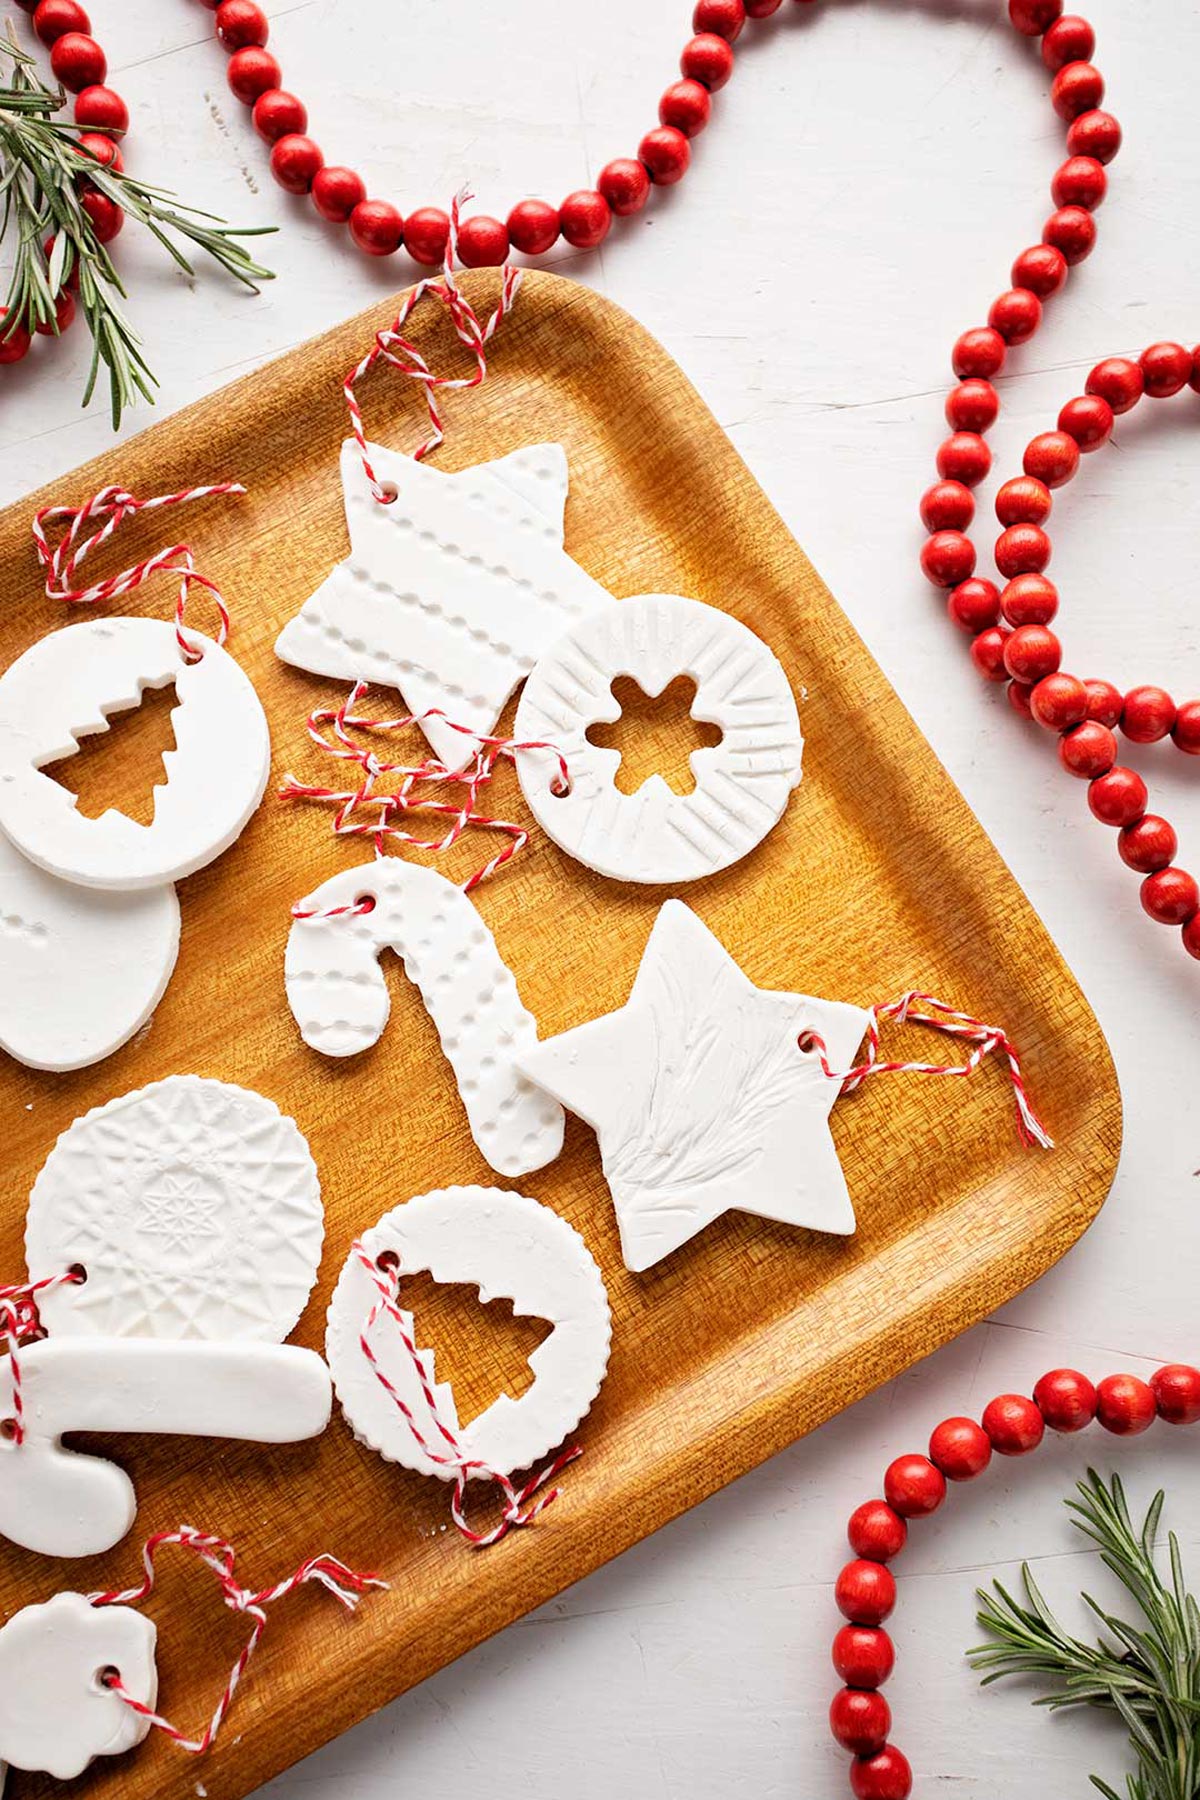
[40,679,181,826]
[587,674,724,796]
[398,1267,553,1429]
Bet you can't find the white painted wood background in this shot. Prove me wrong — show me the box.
[3,1,1199,1794]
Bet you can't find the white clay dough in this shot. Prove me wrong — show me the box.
[0,1338,332,1558]
[326,1186,610,1481]
[515,901,870,1272]
[0,616,270,890]
[274,439,614,772]
[26,1076,324,1343]
[286,860,564,1177]
[0,831,179,1071]
[0,1592,156,1779]
[514,592,804,884]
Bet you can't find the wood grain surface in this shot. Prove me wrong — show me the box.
[0,270,1121,1800]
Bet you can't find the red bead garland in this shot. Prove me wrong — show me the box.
[829,1361,1200,1799]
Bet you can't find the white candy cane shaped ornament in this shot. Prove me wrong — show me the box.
[286,860,565,1177]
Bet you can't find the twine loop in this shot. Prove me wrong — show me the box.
[0,1268,86,1446]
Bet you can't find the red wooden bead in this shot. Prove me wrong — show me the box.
[692,0,745,41]
[1086,355,1143,413]
[1095,1373,1157,1434]
[848,1500,907,1563]
[989,287,1042,346]
[982,1394,1045,1455]
[559,189,612,249]
[948,578,1001,633]
[1004,622,1060,682]
[849,1745,913,1800]
[1171,699,1200,755]
[226,46,280,104]
[1051,60,1104,121]
[1058,393,1113,450]
[1024,430,1079,488]
[929,1416,992,1480]
[1030,672,1087,730]
[920,531,975,588]
[73,84,128,134]
[1140,341,1192,399]
[883,1454,946,1519]
[598,158,651,217]
[952,327,1005,380]
[215,0,268,50]
[1060,720,1117,777]
[1002,574,1058,625]
[970,626,1011,683]
[456,215,510,267]
[1141,867,1200,925]
[1085,678,1124,726]
[996,524,1051,577]
[34,288,76,335]
[1012,242,1068,298]
[1051,155,1107,211]
[1068,109,1122,164]
[32,0,89,45]
[48,29,104,89]
[79,187,122,242]
[1150,1365,1200,1426]
[920,481,974,532]
[1119,815,1178,874]
[1184,913,1200,961]
[0,308,32,364]
[269,133,323,195]
[660,78,711,137]
[506,199,560,256]
[996,476,1052,527]
[832,1626,895,1690]
[1034,1368,1097,1432]
[75,130,121,171]
[936,432,990,488]
[252,88,307,143]
[1122,685,1176,744]
[1043,204,1096,264]
[681,32,734,90]
[1192,346,1200,394]
[639,125,690,184]
[1008,680,1034,718]
[835,1560,896,1626]
[1089,766,1147,827]
[310,165,366,225]
[1041,14,1094,70]
[348,199,404,257]
[403,205,451,266]
[945,379,999,433]
[1009,0,1062,34]
[830,1689,891,1757]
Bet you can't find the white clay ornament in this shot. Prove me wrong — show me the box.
[0,830,179,1071]
[0,1592,155,1781]
[515,901,871,1273]
[0,616,270,890]
[286,859,565,1177]
[326,1186,611,1484]
[514,592,804,885]
[275,439,614,772]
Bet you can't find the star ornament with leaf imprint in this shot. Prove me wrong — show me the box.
[514,901,871,1273]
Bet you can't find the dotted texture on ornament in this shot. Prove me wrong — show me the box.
[0,1593,155,1781]
[26,1076,324,1342]
[516,901,870,1272]
[514,593,803,884]
[326,1186,611,1482]
[286,859,564,1177]
[0,830,179,1071]
[0,617,271,890]
[274,439,615,772]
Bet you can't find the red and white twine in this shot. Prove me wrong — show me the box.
[89,1525,386,1756]
[354,1241,581,1549]
[0,1269,84,1447]
[31,481,244,658]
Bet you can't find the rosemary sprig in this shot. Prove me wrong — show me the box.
[0,31,274,427]
[971,1471,1200,1800]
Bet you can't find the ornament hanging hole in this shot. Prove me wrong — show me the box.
[353,893,377,915]
[67,1261,88,1285]
[797,1030,822,1055]
[0,1418,17,1442]
[548,774,572,799]
[375,480,399,505]
[94,1665,120,1692]
[375,1248,400,1273]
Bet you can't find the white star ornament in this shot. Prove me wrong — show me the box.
[514,901,872,1273]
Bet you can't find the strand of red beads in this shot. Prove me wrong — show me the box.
[830,1361,1200,1799]
[1,0,130,367]
[191,0,817,265]
[915,2,1200,959]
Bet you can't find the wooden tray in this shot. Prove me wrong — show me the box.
[0,272,1120,1800]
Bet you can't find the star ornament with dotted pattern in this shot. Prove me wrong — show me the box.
[515,901,872,1273]
[274,438,615,771]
